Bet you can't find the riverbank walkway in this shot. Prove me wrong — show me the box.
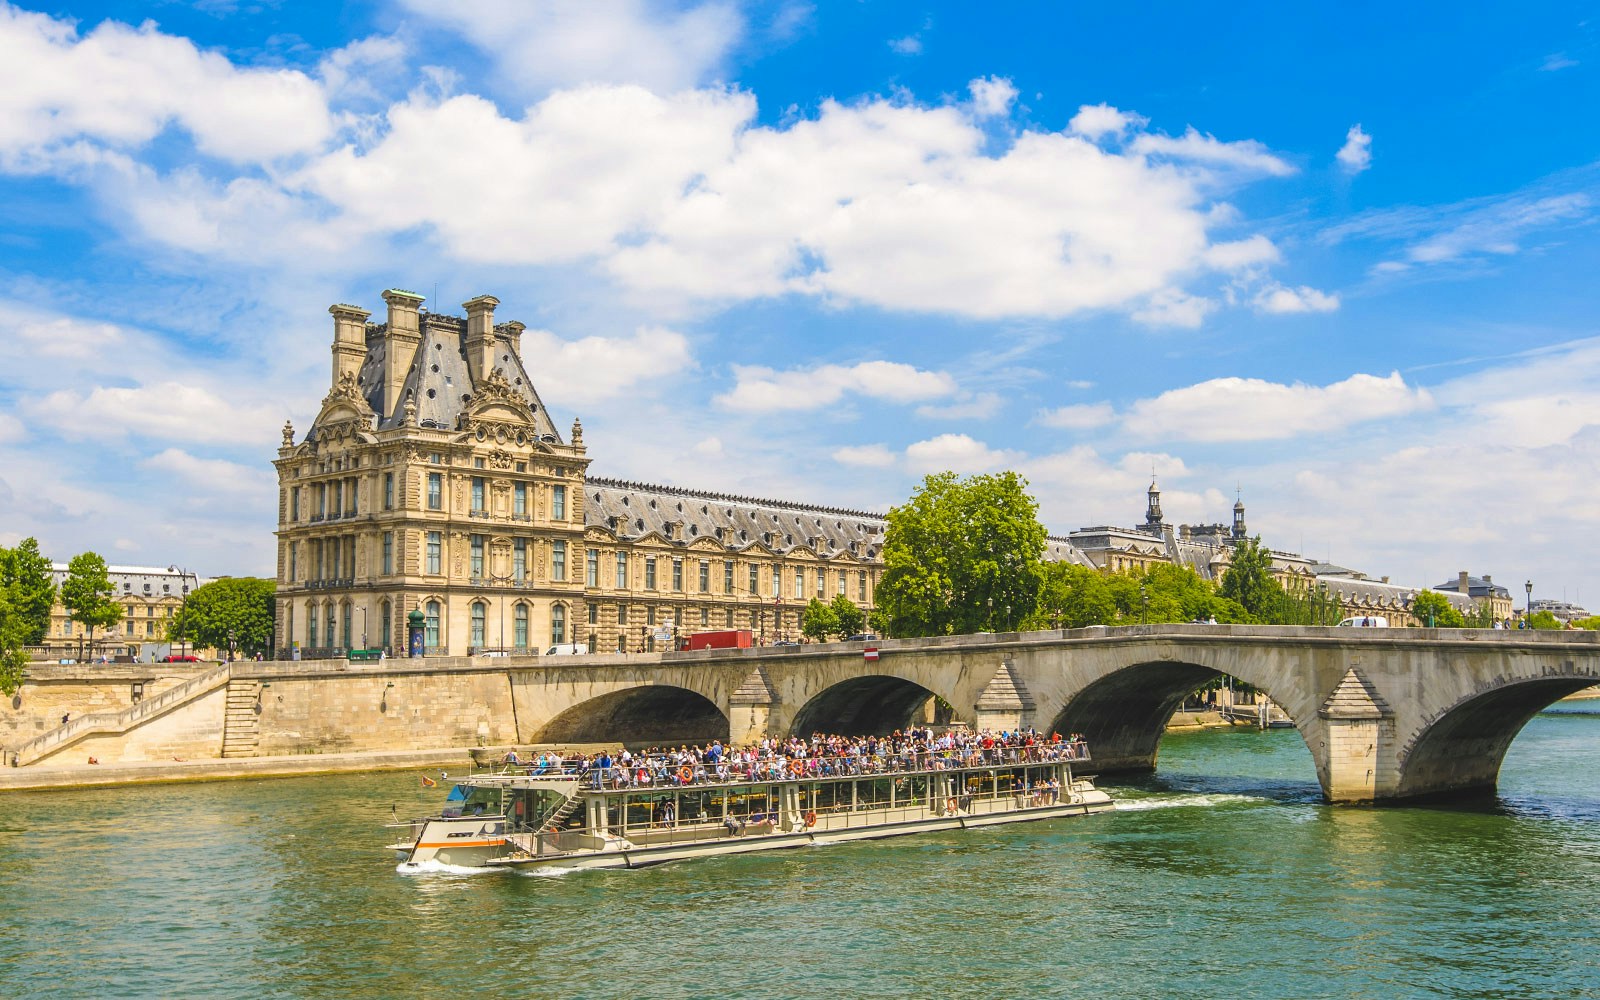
[0,746,475,793]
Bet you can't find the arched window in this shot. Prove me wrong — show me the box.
[307,601,317,647]
[325,604,337,652]
[341,601,353,650]
[470,601,486,649]
[425,601,441,649]
[551,603,566,645]
[379,601,391,652]
[514,604,529,649]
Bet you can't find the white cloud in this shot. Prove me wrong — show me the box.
[396,0,744,95]
[1540,53,1577,72]
[20,381,285,445]
[916,392,1002,420]
[1122,371,1433,442]
[904,433,1017,474]
[888,34,922,55]
[717,360,957,413]
[1253,283,1340,314]
[691,436,723,457]
[968,76,1018,118]
[142,448,274,495]
[0,5,334,165]
[519,326,692,406]
[1128,128,1296,177]
[1407,193,1591,265]
[1204,235,1280,270]
[1036,403,1115,430]
[0,413,24,444]
[1068,103,1145,139]
[833,444,896,468]
[1336,124,1371,174]
[1132,288,1217,328]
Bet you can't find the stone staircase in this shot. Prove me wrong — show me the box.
[11,664,233,766]
[220,680,262,758]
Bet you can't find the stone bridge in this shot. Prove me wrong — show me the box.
[497,624,1600,804]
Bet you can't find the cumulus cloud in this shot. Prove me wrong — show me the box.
[833,444,897,467]
[519,325,692,405]
[1128,128,1296,176]
[20,381,287,445]
[1253,283,1340,314]
[142,448,274,494]
[1035,403,1115,430]
[888,34,922,55]
[0,413,24,444]
[1132,288,1217,328]
[968,76,1018,118]
[904,433,1017,474]
[1336,124,1371,174]
[0,4,334,165]
[1122,371,1433,442]
[717,360,957,413]
[1068,103,1145,139]
[396,0,744,95]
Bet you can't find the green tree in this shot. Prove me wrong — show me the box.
[60,552,121,659]
[1527,610,1564,631]
[1218,536,1286,623]
[0,590,29,696]
[875,471,1047,637]
[1276,583,1346,626]
[0,538,56,644]
[1462,602,1499,629]
[1029,562,1116,628]
[800,597,838,642]
[1410,590,1465,628]
[1573,616,1600,631]
[167,578,276,657]
[828,593,865,637]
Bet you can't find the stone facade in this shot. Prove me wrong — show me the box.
[35,564,207,661]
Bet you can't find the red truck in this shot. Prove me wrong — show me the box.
[684,629,753,651]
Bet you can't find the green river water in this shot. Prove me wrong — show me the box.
[3,709,1598,999]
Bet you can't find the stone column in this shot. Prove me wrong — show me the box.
[974,659,1035,733]
[1317,664,1395,803]
[728,666,778,744]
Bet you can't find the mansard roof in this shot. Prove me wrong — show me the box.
[584,477,887,559]
[341,311,561,441]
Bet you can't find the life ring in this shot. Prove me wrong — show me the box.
[678,766,694,784]
[790,759,806,776]
[804,810,817,828]
[946,797,960,814]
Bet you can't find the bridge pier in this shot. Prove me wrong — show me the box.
[1316,667,1398,803]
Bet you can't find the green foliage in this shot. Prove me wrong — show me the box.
[1461,603,1499,629]
[167,578,276,654]
[1410,590,1465,628]
[60,552,121,654]
[1573,616,1600,631]
[1218,537,1286,623]
[1276,584,1347,626]
[828,593,865,637]
[1527,610,1564,631]
[875,471,1047,637]
[0,538,56,644]
[1029,563,1116,628]
[800,597,838,642]
[0,594,28,696]
[1025,561,1249,628]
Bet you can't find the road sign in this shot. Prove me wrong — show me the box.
[864,647,879,661]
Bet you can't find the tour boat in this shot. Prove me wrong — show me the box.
[388,742,1112,872]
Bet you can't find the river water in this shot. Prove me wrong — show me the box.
[3,710,1598,999]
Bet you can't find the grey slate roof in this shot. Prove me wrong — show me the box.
[1432,575,1512,599]
[344,312,561,441]
[49,564,211,599]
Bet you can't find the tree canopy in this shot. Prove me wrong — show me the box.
[60,551,121,656]
[874,471,1047,637]
[800,597,837,642]
[167,577,276,655]
[0,537,56,694]
[1218,536,1285,623]
[828,593,865,637]
[1410,590,1465,628]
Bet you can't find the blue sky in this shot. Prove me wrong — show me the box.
[1,1,1597,609]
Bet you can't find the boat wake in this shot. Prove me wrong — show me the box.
[1112,792,1263,812]
[395,859,498,876]
[515,865,584,878]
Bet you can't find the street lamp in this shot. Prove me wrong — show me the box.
[1526,580,1533,619]
[227,628,236,664]
[168,565,192,659]
[357,606,368,653]
[986,597,993,630]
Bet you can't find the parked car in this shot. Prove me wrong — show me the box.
[1337,616,1389,628]
[846,633,880,641]
[771,640,800,647]
[160,654,199,663]
[544,643,589,656]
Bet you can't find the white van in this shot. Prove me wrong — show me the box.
[1337,616,1388,628]
[544,643,589,656]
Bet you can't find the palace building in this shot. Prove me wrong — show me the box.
[273,290,1478,656]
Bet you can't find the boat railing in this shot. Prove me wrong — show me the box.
[472,741,1090,789]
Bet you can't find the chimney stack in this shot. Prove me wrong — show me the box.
[502,320,525,360]
[328,303,371,386]
[381,289,425,419]
[463,295,499,385]
[1459,570,1471,594]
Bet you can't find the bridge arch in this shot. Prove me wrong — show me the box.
[532,684,729,746]
[1043,657,1315,777]
[789,674,944,736]
[1396,675,1598,800]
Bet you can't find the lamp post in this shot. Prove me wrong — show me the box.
[1526,580,1533,619]
[357,606,368,653]
[986,597,993,630]
[227,628,236,664]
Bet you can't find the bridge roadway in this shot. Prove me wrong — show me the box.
[495,624,1600,805]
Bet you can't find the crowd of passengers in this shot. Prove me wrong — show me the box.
[500,728,1091,789]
